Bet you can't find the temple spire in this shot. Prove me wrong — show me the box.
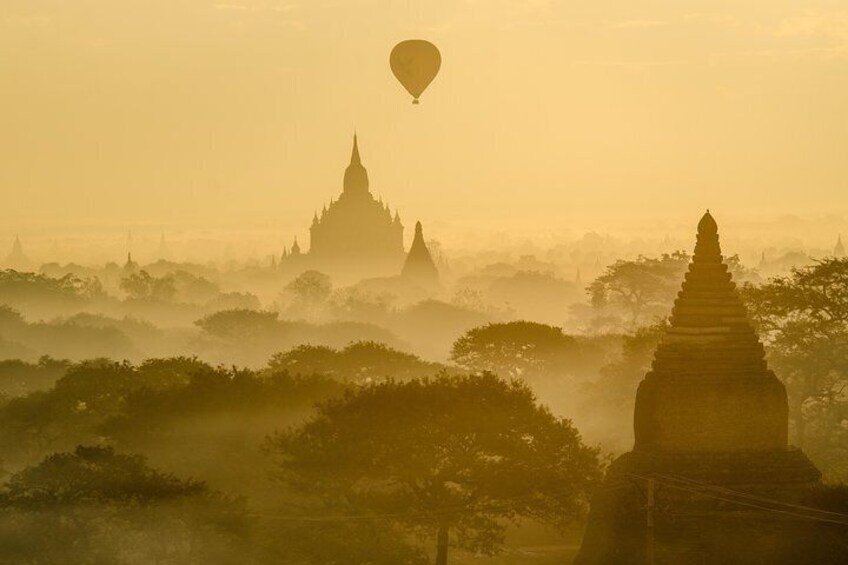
[401,221,439,286]
[343,133,369,195]
[693,209,722,264]
[124,252,138,273]
[634,210,786,452]
[351,133,361,165]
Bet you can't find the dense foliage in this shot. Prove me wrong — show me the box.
[268,373,602,564]
[742,258,848,480]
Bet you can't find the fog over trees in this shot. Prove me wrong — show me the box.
[0,244,846,563]
[4,0,848,559]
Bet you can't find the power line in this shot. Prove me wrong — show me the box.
[654,472,848,520]
[625,473,848,527]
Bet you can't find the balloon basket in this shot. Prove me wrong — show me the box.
[412,99,419,105]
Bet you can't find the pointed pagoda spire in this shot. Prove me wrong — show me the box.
[291,237,301,256]
[402,221,439,286]
[634,210,788,452]
[657,210,761,366]
[124,252,138,272]
[351,132,361,165]
[835,235,845,257]
[343,133,370,195]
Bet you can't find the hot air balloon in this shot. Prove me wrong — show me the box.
[390,40,441,104]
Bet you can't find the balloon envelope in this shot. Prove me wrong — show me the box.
[390,40,441,104]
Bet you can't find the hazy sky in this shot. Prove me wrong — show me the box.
[2,0,847,246]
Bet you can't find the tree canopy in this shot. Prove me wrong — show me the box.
[742,258,848,479]
[450,321,579,380]
[267,340,445,383]
[268,373,601,564]
[587,252,689,329]
[0,445,251,564]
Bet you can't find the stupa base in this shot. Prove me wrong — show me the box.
[575,449,823,565]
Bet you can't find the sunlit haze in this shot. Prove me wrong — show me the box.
[2,1,847,263]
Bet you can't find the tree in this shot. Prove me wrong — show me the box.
[583,323,666,450]
[0,271,103,317]
[206,291,262,312]
[284,270,332,321]
[586,252,758,331]
[587,252,689,329]
[0,356,70,397]
[170,270,220,304]
[195,308,281,339]
[119,270,177,302]
[268,341,445,383]
[0,446,251,564]
[741,258,848,478]
[0,358,211,465]
[450,321,578,379]
[268,373,601,564]
[328,286,395,324]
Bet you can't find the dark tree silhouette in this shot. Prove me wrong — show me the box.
[195,308,281,339]
[120,270,177,301]
[268,373,601,564]
[0,446,251,564]
[450,321,578,379]
[587,252,689,329]
[267,340,444,382]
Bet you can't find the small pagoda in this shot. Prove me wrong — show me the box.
[401,221,439,288]
[575,211,822,565]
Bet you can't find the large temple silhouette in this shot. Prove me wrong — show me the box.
[576,211,822,565]
[281,135,437,284]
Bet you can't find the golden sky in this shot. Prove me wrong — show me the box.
[2,0,847,242]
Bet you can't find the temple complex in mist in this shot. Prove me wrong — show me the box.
[280,135,440,285]
[280,135,406,280]
[576,211,822,565]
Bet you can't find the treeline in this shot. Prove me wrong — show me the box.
[0,348,604,564]
[0,255,846,563]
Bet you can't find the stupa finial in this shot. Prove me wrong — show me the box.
[698,210,718,236]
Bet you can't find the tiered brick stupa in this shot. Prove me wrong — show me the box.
[575,211,821,565]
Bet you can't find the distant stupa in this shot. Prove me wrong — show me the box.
[401,221,439,287]
[282,135,405,279]
[124,252,139,273]
[4,236,33,271]
[576,211,821,565]
[835,235,845,258]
